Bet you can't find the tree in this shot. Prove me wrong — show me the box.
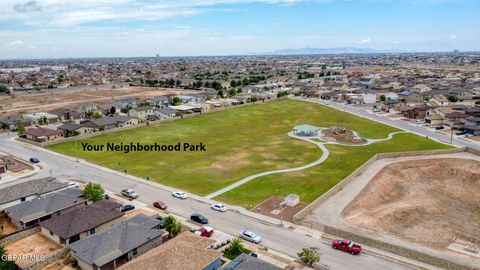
[227,237,244,256]
[109,106,116,115]
[447,95,458,102]
[228,88,237,97]
[0,245,17,270]
[0,85,8,93]
[218,90,224,98]
[379,94,386,102]
[17,122,25,135]
[171,97,180,105]
[250,96,258,104]
[162,215,182,238]
[297,247,320,267]
[83,182,105,202]
[92,112,102,119]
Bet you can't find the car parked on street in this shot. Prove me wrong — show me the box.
[194,226,214,237]
[239,230,261,244]
[190,213,208,224]
[435,125,444,130]
[211,203,227,212]
[153,200,167,210]
[332,239,362,255]
[67,182,79,189]
[120,204,135,212]
[172,191,188,199]
[29,157,40,163]
[121,189,139,199]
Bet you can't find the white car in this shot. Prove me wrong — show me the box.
[67,182,79,189]
[172,191,188,199]
[121,189,139,199]
[211,203,227,212]
[239,230,262,244]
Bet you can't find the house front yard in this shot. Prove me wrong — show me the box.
[47,99,451,207]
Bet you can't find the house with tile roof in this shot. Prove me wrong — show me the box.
[69,214,163,270]
[40,200,124,245]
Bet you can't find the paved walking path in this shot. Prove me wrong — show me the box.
[205,129,405,199]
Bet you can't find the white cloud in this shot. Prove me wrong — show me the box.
[449,35,457,39]
[5,39,24,47]
[0,0,316,27]
[360,37,371,44]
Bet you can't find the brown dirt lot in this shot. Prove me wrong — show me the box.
[0,86,195,115]
[0,216,18,235]
[5,232,61,268]
[342,158,480,248]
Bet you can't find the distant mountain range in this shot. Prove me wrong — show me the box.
[249,47,406,55]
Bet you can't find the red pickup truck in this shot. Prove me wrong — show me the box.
[332,239,362,255]
[194,226,214,237]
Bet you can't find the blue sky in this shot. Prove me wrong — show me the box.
[0,0,479,59]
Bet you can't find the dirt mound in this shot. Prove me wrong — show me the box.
[342,158,480,248]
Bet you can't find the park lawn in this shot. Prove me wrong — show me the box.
[47,99,446,200]
[215,133,453,209]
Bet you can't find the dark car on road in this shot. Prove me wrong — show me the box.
[190,213,208,224]
[120,204,135,212]
[29,157,40,163]
[153,200,167,210]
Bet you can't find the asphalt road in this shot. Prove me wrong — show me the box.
[0,131,416,270]
[297,97,479,150]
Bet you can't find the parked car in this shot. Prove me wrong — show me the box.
[103,194,110,200]
[194,226,214,237]
[67,182,79,189]
[190,213,208,224]
[416,119,425,124]
[332,239,362,255]
[211,203,227,212]
[239,230,261,244]
[172,191,188,199]
[120,204,135,212]
[153,200,167,210]
[372,107,381,113]
[435,125,444,130]
[29,157,40,163]
[121,189,139,199]
[456,130,467,135]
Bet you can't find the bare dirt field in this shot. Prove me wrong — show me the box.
[0,216,18,235]
[0,85,196,115]
[41,253,76,270]
[5,232,61,267]
[342,158,480,249]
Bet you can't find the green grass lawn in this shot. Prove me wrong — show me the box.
[47,99,451,207]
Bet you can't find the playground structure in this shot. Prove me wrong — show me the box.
[321,127,367,145]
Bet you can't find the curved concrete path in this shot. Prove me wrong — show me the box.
[205,130,405,199]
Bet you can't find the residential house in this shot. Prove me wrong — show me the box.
[80,118,117,131]
[40,200,124,245]
[23,112,59,124]
[48,108,83,122]
[402,92,424,104]
[118,231,222,270]
[144,97,170,108]
[465,117,480,136]
[154,107,177,119]
[96,104,120,116]
[0,115,32,130]
[24,127,64,142]
[4,188,86,228]
[0,177,67,210]
[128,106,154,121]
[69,214,164,270]
[115,98,137,110]
[443,111,470,129]
[425,114,444,126]
[403,106,430,119]
[412,84,431,94]
[58,123,96,136]
[224,253,282,270]
[112,115,139,128]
